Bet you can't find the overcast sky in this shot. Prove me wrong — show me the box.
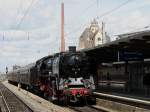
[0,0,150,73]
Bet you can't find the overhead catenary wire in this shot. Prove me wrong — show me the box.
[65,0,98,37]
[65,0,134,37]
[15,0,38,29]
[11,0,23,29]
[96,0,134,20]
[82,0,97,14]
[129,25,150,33]
[10,0,40,41]
[1,0,35,41]
[116,25,150,35]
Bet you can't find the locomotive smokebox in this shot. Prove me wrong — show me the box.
[69,46,76,52]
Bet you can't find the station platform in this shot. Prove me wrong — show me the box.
[94,92,150,112]
[2,81,74,112]
[94,92,150,105]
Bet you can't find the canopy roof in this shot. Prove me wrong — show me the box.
[81,30,150,63]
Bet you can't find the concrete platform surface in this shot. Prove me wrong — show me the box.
[2,81,75,112]
[95,92,150,112]
[94,92,150,106]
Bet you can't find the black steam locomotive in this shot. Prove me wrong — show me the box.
[8,47,96,105]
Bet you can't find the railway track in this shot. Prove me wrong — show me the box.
[0,83,33,112]
[69,105,108,112]
[69,106,107,112]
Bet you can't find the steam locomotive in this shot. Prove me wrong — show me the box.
[7,47,96,105]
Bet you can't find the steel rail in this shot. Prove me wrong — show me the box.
[0,83,33,112]
[68,105,107,112]
[0,91,11,112]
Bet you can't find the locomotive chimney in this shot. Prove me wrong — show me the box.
[69,46,76,52]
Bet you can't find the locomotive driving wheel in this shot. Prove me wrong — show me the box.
[58,95,69,106]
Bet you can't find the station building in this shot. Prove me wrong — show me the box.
[82,30,150,96]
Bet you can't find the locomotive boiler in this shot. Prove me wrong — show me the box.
[7,46,96,105]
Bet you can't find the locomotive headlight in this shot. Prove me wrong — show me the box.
[84,90,88,94]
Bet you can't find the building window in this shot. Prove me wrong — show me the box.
[98,37,101,41]
[87,38,90,41]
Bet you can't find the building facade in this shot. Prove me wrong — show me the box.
[79,19,110,49]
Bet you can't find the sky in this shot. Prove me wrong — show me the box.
[0,0,150,73]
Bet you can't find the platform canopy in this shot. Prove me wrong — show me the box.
[81,30,150,63]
